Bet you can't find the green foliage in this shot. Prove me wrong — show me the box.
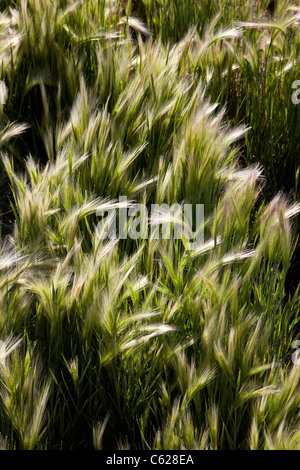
[0,0,299,450]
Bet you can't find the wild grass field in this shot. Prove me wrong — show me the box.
[0,0,299,450]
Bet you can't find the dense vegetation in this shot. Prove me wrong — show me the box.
[0,0,299,450]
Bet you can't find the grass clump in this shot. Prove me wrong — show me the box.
[0,0,299,450]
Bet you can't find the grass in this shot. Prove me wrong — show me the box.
[0,0,299,450]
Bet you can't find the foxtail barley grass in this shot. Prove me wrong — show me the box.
[0,0,299,450]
